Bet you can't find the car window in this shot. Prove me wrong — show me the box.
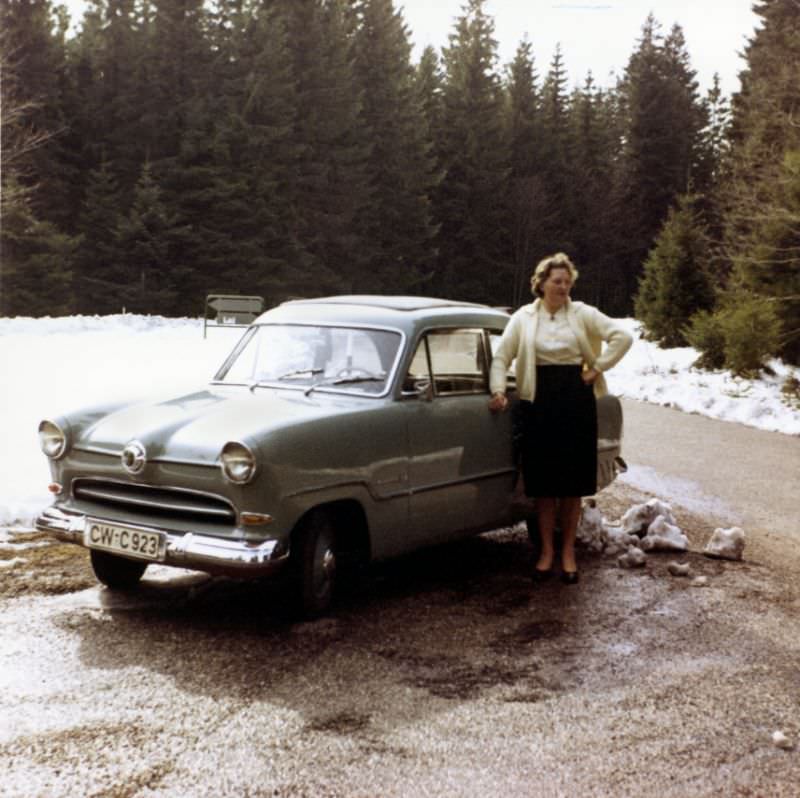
[403,338,431,393]
[215,324,401,395]
[426,329,488,395]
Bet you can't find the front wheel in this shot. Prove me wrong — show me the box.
[293,511,338,619]
[90,549,147,589]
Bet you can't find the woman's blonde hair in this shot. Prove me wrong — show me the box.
[531,252,579,297]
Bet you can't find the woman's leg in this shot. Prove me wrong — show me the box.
[558,496,582,573]
[535,497,558,571]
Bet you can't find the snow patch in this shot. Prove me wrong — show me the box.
[703,527,746,561]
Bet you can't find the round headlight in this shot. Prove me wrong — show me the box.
[220,441,257,485]
[38,419,68,459]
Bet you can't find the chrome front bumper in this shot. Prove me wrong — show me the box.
[35,506,290,577]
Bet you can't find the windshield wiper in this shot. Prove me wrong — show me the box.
[277,367,323,380]
[248,368,323,392]
[304,375,385,396]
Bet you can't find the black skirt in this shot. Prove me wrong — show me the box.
[518,365,597,498]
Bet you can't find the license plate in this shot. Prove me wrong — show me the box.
[84,519,165,561]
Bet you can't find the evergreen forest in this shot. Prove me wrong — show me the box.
[2,0,799,370]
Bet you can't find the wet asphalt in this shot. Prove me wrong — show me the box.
[2,402,800,797]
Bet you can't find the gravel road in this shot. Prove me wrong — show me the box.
[2,403,799,797]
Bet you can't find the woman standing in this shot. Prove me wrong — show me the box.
[488,253,632,584]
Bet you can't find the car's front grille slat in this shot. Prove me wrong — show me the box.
[72,479,236,525]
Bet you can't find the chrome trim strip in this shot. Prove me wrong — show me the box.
[73,444,122,457]
[598,438,621,451]
[72,445,218,468]
[283,467,517,501]
[35,506,288,574]
[147,456,218,468]
[408,467,516,496]
[71,477,234,507]
[73,487,234,518]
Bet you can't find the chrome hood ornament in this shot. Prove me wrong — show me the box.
[121,441,147,474]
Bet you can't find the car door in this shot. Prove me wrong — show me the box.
[403,327,516,547]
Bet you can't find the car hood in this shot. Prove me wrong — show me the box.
[75,386,368,464]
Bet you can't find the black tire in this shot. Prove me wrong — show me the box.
[90,549,147,590]
[293,511,338,618]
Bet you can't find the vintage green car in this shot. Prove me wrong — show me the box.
[36,296,625,616]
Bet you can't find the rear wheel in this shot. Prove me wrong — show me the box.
[90,549,147,589]
[293,511,338,618]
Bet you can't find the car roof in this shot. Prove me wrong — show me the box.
[254,295,511,334]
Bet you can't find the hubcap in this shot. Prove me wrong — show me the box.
[315,545,336,597]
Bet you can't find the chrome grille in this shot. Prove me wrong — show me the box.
[72,479,236,525]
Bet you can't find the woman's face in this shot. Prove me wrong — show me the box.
[541,267,573,308]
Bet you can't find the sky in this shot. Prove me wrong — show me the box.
[1,313,798,530]
[60,1,761,96]
[398,0,760,95]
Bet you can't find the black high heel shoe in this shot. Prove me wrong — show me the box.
[531,567,553,583]
[561,570,579,585]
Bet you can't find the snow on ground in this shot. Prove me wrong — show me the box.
[613,319,800,435]
[0,313,798,528]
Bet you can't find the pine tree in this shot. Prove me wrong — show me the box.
[116,162,178,314]
[144,0,212,164]
[504,37,546,306]
[568,75,621,308]
[275,0,373,295]
[78,0,149,192]
[695,74,731,193]
[716,0,800,362]
[634,193,715,347]
[1,176,76,315]
[615,15,708,312]
[72,159,126,313]
[414,45,444,148]
[0,0,77,228]
[219,3,310,303]
[435,0,511,303]
[351,0,439,294]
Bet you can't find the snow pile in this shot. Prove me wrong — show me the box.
[579,498,749,572]
[578,498,689,561]
[579,498,688,554]
[640,515,689,552]
[613,319,800,435]
[577,501,640,555]
[703,527,746,561]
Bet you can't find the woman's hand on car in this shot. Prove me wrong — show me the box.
[488,392,508,413]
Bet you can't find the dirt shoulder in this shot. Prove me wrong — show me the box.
[1,531,96,599]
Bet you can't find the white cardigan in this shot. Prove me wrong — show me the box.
[489,298,633,401]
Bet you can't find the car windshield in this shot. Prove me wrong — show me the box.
[214,324,402,395]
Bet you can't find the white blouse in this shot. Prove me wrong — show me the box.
[535,306,583,365]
